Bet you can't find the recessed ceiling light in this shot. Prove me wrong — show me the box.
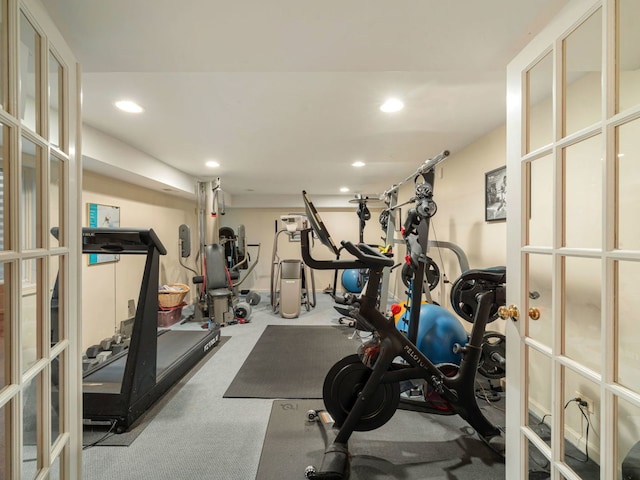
[115,100,144,113]
[352,161,366,168]
[206,160,220,168]
[380,98,404,113]
[340,187,350,193]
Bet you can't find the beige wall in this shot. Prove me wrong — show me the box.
[220,206,389,296]
[79,126,512,352]
[387,125,509,336]
[81,171,199,350]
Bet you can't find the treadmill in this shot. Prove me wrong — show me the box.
[79,227,221,432]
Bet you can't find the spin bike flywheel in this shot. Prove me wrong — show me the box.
[323,354,400,432]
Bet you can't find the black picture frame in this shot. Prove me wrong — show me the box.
[485,166,507,222]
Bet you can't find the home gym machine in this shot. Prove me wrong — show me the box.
[271,214,316,318]
[331,194,386,297]
[77,227,221,432]
[299,151,507,479]
[188,179,262,325]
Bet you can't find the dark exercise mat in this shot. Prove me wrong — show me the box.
[83,336,230,447]
[223,325,357,399]
[256,399,506,480]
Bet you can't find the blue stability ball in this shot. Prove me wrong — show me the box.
[341,269,365,293]
[397,303,468,365]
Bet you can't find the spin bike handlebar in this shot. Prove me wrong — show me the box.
[300,229,394,271]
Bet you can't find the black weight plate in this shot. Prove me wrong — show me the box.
[478,332,506,379]
[323,354,400,432]
[450,276,500,324]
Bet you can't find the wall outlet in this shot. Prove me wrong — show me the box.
[575,391,594,414]
[128,299,136,318]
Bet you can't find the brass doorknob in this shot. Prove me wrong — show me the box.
[528,307,541,321]
[498,304,519,320]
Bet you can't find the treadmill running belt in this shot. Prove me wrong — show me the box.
[83,330,213,393]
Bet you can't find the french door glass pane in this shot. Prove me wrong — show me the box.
[0,4,4,110]
[616,260,640,392]
[0,262,8,389]
[562,367,601,477]
[21,258,42,373]
[23,372,41,479]
[51,352,63,446]
[48,53,62,148]
[0,402,7,478]
[19,13,40,134]
[527,346,552,447]
[563,135,602,249]
[616,118,640,250]
[49,155,63,248]
[527,254,553,347]
[527,52,554,153]
[563,256,601,374]
[563,8,602,136]
[50,255,61,346]
[0,123,8,252]
[51,453,61,480]
[527,154,554,247]
[21,137,42,250]
[617,0,640,113]
[527,437,550,478]
[617,395,640,480]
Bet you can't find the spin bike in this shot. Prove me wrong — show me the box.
[299,196,506,479]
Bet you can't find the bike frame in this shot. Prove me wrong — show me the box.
[300,230,505,443]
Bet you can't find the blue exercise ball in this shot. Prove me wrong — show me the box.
[396,303,468,365]
[341,269,366,293]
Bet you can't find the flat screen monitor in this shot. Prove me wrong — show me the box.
[302,190,339,256]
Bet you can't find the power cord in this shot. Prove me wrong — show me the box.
[535,398,590,464]
[83,420,118,450]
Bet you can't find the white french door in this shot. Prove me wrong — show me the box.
[506,0,640,479]
[0,0,81,478]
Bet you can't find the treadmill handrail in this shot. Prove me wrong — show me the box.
[80,227,168,255]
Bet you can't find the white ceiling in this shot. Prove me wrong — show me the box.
[43,0,570,201]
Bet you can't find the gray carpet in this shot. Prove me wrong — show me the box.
[257,399,506,480]
[223,325,358,399]
[83,335,230,447]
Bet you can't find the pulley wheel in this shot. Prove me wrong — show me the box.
[323,354,400,432]
[379,210,390,231]
[401,258,440,291]
[425,258,440,291]
[450,276,500,323]
[478,332,506,379]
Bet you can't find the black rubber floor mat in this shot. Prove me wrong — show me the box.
[257,399,506,480]
[223,325,357,399]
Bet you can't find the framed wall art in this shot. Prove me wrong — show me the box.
[87,202,120,264]
[485,166,507,222]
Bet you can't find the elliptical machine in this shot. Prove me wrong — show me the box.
[300,151,506,480]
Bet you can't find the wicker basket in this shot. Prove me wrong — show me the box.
[158,283,190,309]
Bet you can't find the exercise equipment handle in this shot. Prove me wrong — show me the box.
[491,351,506,367]
[340,241,393,268]
[417,149,450,175]
[300,229,393,271]
[381,149,450,198]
